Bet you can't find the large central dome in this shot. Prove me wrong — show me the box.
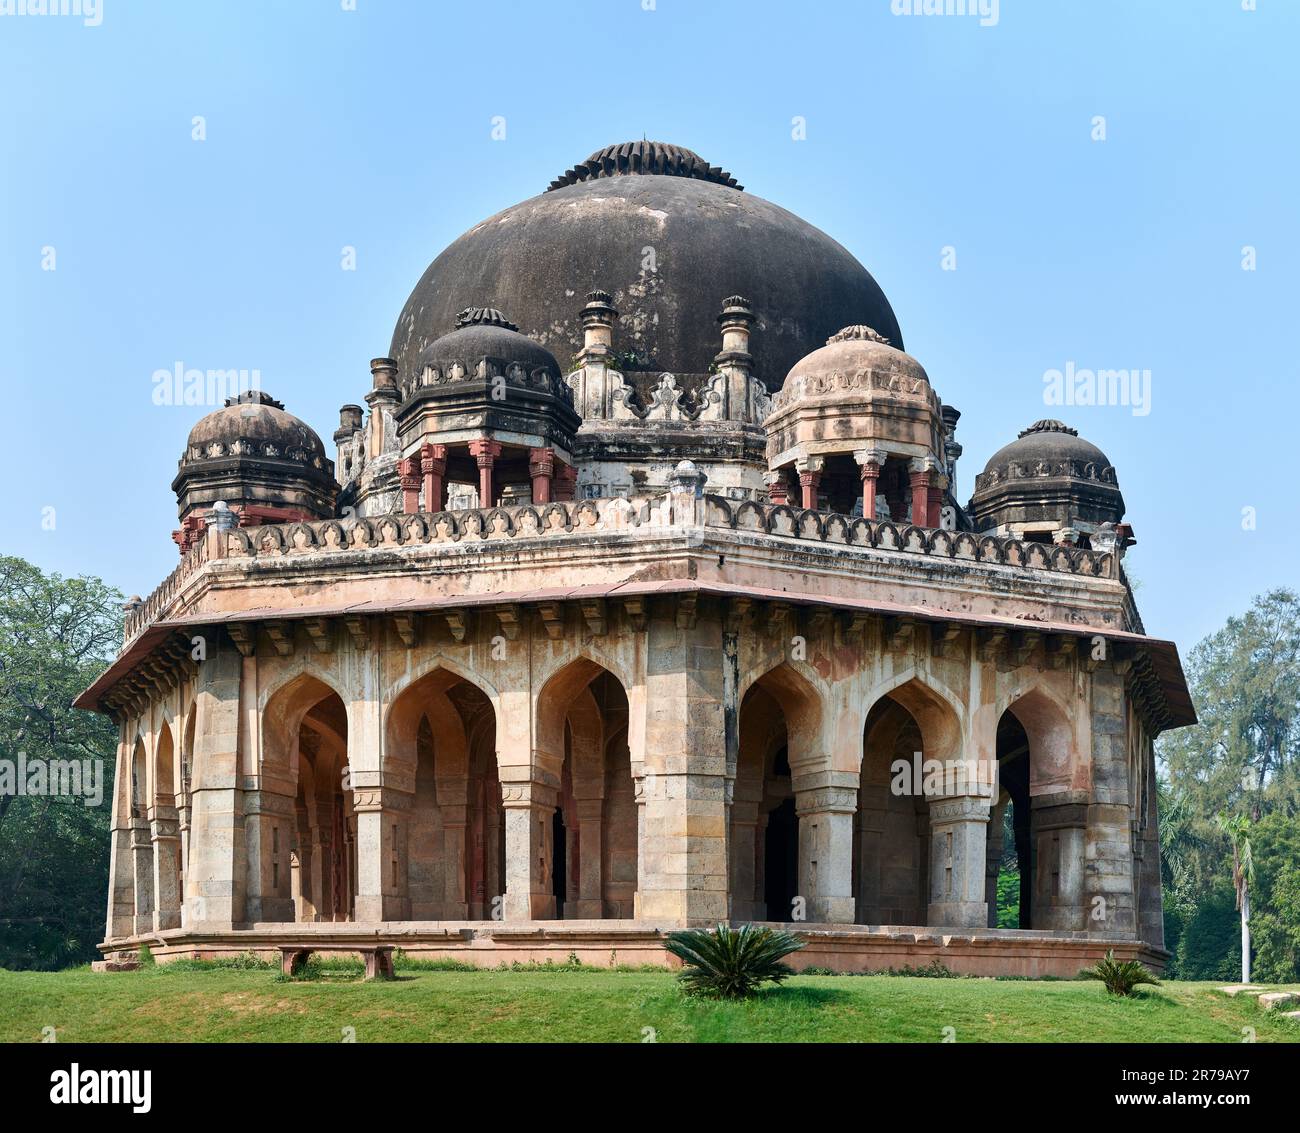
[390,141,903,388]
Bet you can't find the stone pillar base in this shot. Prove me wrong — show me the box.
[808,896,856,924]
[927,900,988,928]
[353,894,411,922]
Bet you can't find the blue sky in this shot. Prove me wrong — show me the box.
[1,0,1295,652]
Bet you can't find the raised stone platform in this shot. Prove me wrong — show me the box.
[100,922,1167,980]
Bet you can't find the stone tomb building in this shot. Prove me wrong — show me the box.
[79,142,1194,975]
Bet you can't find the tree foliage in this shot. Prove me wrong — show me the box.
[1159,589,1300,981]
[0,556,123,970]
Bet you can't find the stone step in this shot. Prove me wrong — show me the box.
[1258,991,1300,1010]
[90,958,142,973]
[1217,985,1264,996]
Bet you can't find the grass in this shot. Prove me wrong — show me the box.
[3,964,1300,1043]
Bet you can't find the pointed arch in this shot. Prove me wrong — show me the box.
[858,670,965,766]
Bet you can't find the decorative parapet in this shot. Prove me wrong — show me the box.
[120,494,1119,644]
[214,495,1115,576]
[123,535,210,644]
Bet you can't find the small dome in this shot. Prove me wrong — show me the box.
[980,420,1112,477]
[184,391,328,466]
[771,326,931,413]
[415,307,561,380]
[969,420,1124,535]
[172,391,335,529]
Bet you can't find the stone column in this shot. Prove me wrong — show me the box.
[398,456,421,514]
[149,802,182,931]
[728,792,762,920]
[554,461,578,502]
[572,794,605,919]
[436,776,469,919]
[909,460,933,528]
[501,781,557,920]
[632,774,648,918]
[855,449,885,522]
[243,790,297,923]
[106,734,137,940]
[420,442,448,512]
[1086,665,1137,935]
[528,447,555,506]
[365,358,400,460]
[1031,794,1088,930]
[184,641,245,930]
[351,786,411,922]
[927,473,944,530]
[794,779,858,923]
[468,438,502,509]
[926,795,991,927]
[637,601,729,924]
[577,290,618,370]
[130,817,155,935]
[796,456,823,511]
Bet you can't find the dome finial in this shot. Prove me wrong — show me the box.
[1018,419,1079,439]
[454,307,518,332]
[545,141,743,192]
[827,326,892,347]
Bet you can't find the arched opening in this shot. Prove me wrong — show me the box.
[262,676,354,923]
[988,711,1031,928]
[130,739,147,820]
[128,738,154,933]
[853,697,928,924]
[534,661,635,920]
[853,677,970,926]
[731,666,822,922]
[991,690,1086,931]
[386,668,504,921]
[151,724,182,930]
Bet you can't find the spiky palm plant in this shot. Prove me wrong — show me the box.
[1080,950,1161,997]
[665,923,805,999]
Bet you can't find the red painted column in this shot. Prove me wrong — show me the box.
[528,447,555,505]
[909,466,932,527]
[860,460,882,520]
[553,460,577,502]
[799,469,821,511]
[398,457,421,514]
[468,438,502,508]
[765,471,790,506]
[420,443,447,512]
[927,483,943,529]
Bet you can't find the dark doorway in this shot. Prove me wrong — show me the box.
[764,797,798,921]
[552,808,567,917]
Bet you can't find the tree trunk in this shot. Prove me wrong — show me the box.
[1241,885,1251,985]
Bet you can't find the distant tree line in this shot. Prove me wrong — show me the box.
[0,556,122,970]
[1159,589,1300,981]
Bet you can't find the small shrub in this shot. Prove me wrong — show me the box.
[665,923,804,999]
[892,959,957,979]
[1080,950,1161,997]
[137,944,156,967]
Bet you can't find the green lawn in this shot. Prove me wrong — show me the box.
[3,964,1298,1043]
